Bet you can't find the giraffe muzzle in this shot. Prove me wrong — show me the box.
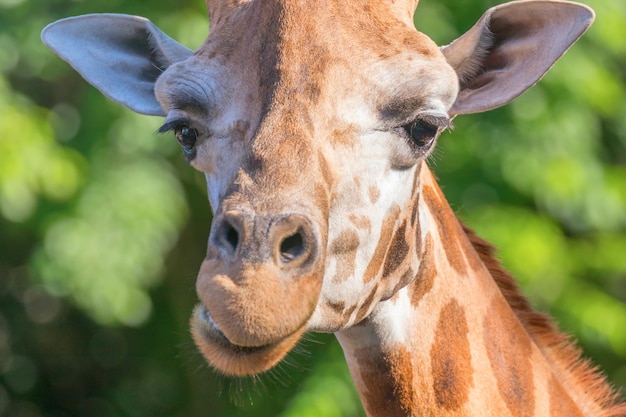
[191,303,306,376]
[192,209,325,375]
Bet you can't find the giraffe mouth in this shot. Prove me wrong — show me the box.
[196,305,269,353]
[191,304,306,376]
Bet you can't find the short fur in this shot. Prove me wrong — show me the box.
[462,224,626,417]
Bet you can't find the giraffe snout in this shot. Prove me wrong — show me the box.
[192,209,325,375]
[210,210,320,272]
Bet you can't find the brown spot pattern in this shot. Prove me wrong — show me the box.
[355,285,378,323]
[343,303,358,320]
[483,296,535,417]
[389,267,415,297]
[369,185,380,204]
[327,300,346,314]
[463,223,626,417]
[329,124,359,146]
[330,229,360,282]
[410,234,436,307]
[349,214,371,232]
[430,299,473,411]
[414,209,422,256]
[356,345,415,417]
[317,149,335,189]
[410,199,419,228]
[382,220,409,279]
[363,205,401,282]
[422,185,468,275]
[549,375,586,417]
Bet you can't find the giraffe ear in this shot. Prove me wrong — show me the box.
[441,1,594,116]
[42,14,193,116]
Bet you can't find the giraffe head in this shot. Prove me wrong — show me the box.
[42,1,593,376]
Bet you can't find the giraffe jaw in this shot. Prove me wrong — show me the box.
[191,304,306,376]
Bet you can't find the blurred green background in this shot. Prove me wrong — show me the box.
[0,0,624,416]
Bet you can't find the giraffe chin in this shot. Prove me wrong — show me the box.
[191,304,305,376]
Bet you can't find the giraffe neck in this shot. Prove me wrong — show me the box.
[335,166,593,417]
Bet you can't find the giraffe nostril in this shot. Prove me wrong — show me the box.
[212,212,245,256]
[271,215,318,269]
[279,231,305,263]
[211,211,318,268]
[225,223,239,251]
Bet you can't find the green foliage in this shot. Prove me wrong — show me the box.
[0,78,84,222]
[32,154,187,325]
[0,0,624,416]
[277,341,363,417]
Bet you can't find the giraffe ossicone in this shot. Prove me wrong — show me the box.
[42,1,626,416]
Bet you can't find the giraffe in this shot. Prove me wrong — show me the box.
[42,0,626,415]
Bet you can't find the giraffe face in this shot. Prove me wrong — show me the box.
[154,2,458,376]
[45,3,611,414]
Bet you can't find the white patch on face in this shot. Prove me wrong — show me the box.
[308,130,420,331]
[306,57,456,333]
[418,192,435,249]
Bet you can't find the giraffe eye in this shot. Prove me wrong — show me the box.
[174,125,198,155]
[403,120,438,148]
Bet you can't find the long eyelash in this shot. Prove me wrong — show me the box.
[157,119,192,134]
[157,120,198,163]
[420,114,455,131]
